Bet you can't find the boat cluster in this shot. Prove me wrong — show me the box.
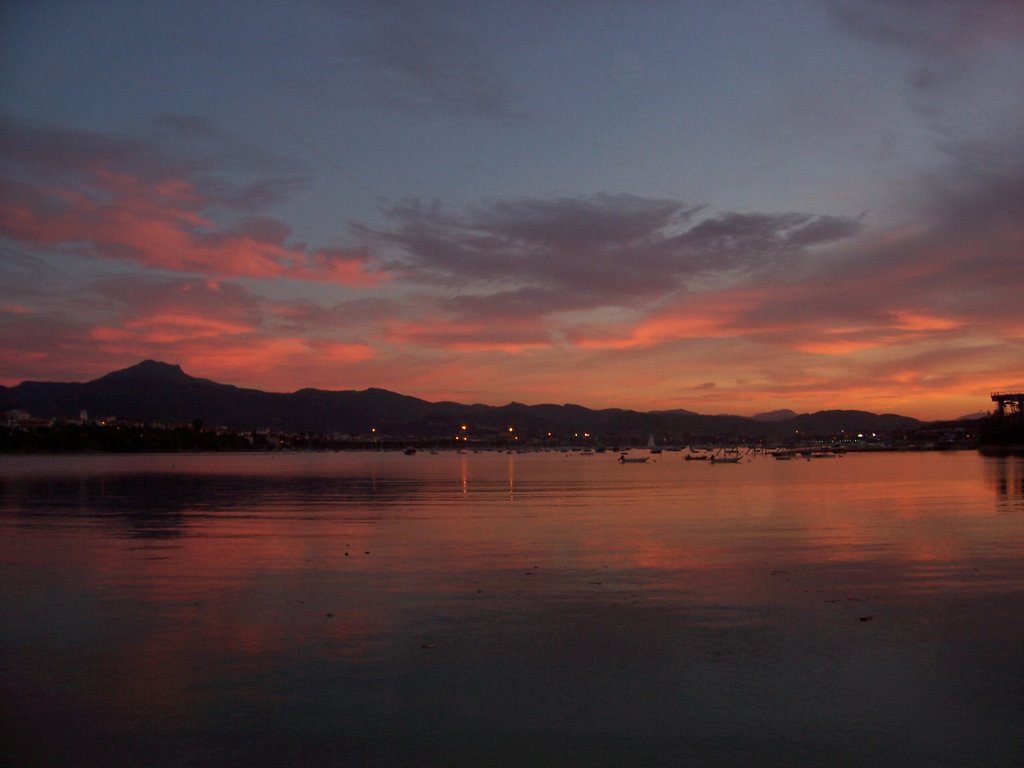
[401,445,848,463]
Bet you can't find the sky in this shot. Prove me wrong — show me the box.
[1,0,1022,420]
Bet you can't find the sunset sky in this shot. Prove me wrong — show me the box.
[2,0,1022,419]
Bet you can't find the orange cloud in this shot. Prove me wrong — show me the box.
[566,292,755,350]
[572,312,732,350]
[569,275,977,361]
[791,339,884,355]
[89,326,134,342]
[318,341,378,364]
[889,311,962,332]
[125,313,256,343]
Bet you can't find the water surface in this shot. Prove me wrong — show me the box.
[2,451,1022,766]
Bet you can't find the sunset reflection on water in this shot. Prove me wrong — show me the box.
[2,451,1022,766]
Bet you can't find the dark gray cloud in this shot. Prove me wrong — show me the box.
[363,193,861,311]
[0,114,143,178]
[471,194,692,248]
[667,212,863,271]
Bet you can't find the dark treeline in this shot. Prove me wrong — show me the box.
[1,423,265,453]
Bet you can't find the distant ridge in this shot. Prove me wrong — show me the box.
[1,360,928,439]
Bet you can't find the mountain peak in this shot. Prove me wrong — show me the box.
[752,409,798,422]
[93,360,191,383]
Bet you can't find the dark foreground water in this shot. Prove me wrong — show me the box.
[2,450,1022,766]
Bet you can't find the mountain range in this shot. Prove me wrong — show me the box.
[2,360,936,440]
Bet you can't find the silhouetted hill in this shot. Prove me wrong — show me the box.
[956,411,988,421]
[752,409,798,422]
[788,410,920,435]
[1,360,926,441]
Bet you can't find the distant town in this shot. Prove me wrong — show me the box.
[0,405,994,454]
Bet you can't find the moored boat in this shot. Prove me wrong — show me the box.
[710,454,741,464]
[619,453,649,463]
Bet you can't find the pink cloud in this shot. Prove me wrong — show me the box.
[0,172,385,284]
[176,336,376,385]
[0,119,388,286]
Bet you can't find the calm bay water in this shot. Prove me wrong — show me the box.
[2,450,1022,766]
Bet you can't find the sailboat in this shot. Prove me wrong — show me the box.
[709,447,741,464]
[647,434,661,454]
